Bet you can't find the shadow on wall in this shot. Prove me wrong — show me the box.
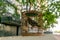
[0,24,21,37]
[0,30,16,37]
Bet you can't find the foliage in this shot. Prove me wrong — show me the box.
[0,0,20,18]
[0,0,60,29]
[15,0,60,29]
[43,0,60,29]
[12,13,20,19]
[43,10,57,29]
[0,0,7,16]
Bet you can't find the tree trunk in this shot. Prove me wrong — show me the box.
[38,13,43,33]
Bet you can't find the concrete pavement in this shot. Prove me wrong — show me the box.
[0,34,56,40]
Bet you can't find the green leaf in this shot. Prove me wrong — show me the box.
[22,0,25,5]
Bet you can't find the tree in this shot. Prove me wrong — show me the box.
[12,0,60,30]
[0,0,7,16]
[43,0,60,29]
[0,0,60,30]
[0,0,20,21]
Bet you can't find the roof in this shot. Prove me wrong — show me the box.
[0,16,21,26]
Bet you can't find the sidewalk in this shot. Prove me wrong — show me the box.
[0,34,56,40]
[54,35,60,40]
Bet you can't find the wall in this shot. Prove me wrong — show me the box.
[0,24,21,36]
